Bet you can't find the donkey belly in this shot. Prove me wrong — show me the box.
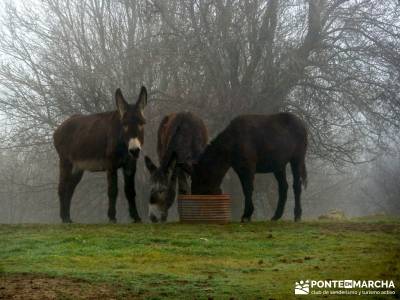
[73,160,107,172]
[256,163,274,173]
[255,154,289,173]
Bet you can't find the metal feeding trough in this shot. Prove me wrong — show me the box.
[177,194,231,224]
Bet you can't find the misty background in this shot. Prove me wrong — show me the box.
[0,0,399,223]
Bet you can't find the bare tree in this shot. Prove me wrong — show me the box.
[0,0,399,222]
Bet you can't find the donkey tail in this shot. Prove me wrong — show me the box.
[300,161,308,189]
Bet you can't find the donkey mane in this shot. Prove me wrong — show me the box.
[198,124,233,165]
[192,125,235,193]
[158,113,182,170]
[159,112,207,170]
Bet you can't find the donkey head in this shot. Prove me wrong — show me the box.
[145,155,177,223]
[190,162,223,195]
[115,86,147,159]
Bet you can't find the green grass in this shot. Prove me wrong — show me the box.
[0,217,399,299]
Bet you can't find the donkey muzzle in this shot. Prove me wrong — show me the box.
[150,213,159,223]
[128,138,141,158]
[149,204,167,223]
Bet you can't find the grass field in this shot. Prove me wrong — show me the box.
[0,217,399,299]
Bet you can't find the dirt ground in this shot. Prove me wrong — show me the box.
[0,274,137,300]
[318,222,400,233]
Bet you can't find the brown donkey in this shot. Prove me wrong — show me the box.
[53,87,147,223]
[144,112,208,222]
[191,113,308,222]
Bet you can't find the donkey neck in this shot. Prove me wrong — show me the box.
[194,133,233,193]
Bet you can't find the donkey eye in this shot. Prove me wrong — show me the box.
[123,125,129,132]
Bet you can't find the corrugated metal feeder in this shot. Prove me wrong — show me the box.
[177,194,231,224]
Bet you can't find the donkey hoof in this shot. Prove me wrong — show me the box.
[294,216,301,222]
[133,218,142,223]
[271,216,280,221]
[109,219,117,224]
[62,218,72,224]
[241,216,251,223]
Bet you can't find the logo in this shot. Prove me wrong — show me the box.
[295,280,310,295]
[294,279,396,296]
[344,280,353,288]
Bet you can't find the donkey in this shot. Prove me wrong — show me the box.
[191,112,308,222]
[144,112,208,222]
[53,87,148,223]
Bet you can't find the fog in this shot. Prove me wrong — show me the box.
[0,0,399,223]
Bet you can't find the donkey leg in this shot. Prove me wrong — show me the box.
[291,161,303,222]
[123,166,141,223]
[107,170,118,223]
[58,160,83,223]
[58,160,72,223]
[235,168,255,223]
[65,170,84,221]
[271,168,288,221]
[177,167,189,195]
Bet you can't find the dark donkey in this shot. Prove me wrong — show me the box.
[144,112,208,222]
[53,87,148,223]
[191,113,308,222]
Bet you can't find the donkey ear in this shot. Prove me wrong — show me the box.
[168,156,177,173]
[115,88,128,118]
[162,152,177,177]
[167,156,177,182]
[144,155,157,174]
[136,86,147,113]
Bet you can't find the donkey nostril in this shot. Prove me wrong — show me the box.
[129,148,140,158]
[150,194,157,204]
[150,214,158,223]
